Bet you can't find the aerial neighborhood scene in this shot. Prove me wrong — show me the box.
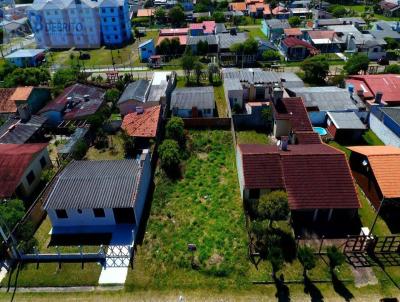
[0,0,400,299]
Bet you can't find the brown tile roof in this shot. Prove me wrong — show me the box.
[295,131,322,144]
[348,146,400,198]
[284,28,302,36]
[0,88,17,113]
[229,2,247,11]
[9,86,34,101]
[121,105,160,138]
[273,97,314,132]
[239,143,360,210]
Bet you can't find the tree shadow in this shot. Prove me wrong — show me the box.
[304,275,324,302]
[274,274,291,302]
[331,271,354,301]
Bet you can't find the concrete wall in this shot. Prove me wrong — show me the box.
[370,113,400,147]
[17,148,50,197]
[48,208,116,227]
[235,147,245,198]
[273,119,291,137]
[133,151,152,225]
[173,108,214,118]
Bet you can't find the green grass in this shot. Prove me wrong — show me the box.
[125,130,251,291]
[328,141,352,158]
[242,27,267,40]
[357,186,392,237]
[85,134,125,160]
[213,85,228,117]
[236,130,270,144]
[343,5,399,21]
[362,129,384,146]
[48,31,159,68]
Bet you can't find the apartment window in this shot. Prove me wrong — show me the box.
[112,17,115,22]
[26,171,35,185]
[110,8,114,12]
[249,189,260,199]
[71,9,75,14]
[46,11,50,15]
[54,10,58,14]
[103,17,107,22]
[40,156,47,168]
[77,209,83,214]
[56,209,68,219]
[204,109,211,114]
[106,35,110,39]
[119,6,123,11]
[102,8,105,13]
[93,208,105,218]
[113,26,117,31]
[115,35,118,39]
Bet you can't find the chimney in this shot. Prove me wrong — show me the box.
[279,136,289,151]
[375,91,383,104]
[18,104,31,122]
[83,94,90,102]
[357,89,364,98]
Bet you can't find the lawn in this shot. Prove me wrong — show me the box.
[48,31,159,68]
[241,27,267,40]
[343,5,399,21]
[125,130,251,291]
[85,134,126,160]
[236,130,270,144]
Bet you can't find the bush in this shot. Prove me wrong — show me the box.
[0,199,25,230]
[257,191,290,226]
[166,117,185,144]
[384,64,400,74]
[344,53,369,75]
[3,67,50,87]
[327,246,345,271]
[72,139,88,159]
[52,67,78,88]
[158,139,180,172]
[298,246,316,276]
[288,16,301,27]
[262,50,282,61]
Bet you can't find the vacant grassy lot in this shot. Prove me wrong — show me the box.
[125,130,250,290]
[86,134,125,160]
[242,27,267,40]
[343,5,399,21]
[48,31,159,68]
[236,130,270,144]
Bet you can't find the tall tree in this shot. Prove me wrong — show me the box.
[344,53,370,75]
[300,55,329,85]
[257,191,290,227]
[194,62,203,85]
[166,117,185,144]
[154,7,166,23]
[298,246,316,277]
[168,6,185,26]
[181,53,196,83]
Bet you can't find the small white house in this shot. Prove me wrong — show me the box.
[224,78,244,109]
[44,150,151,232]
[170,86,215,118]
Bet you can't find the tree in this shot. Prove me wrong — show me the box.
[262,50,282,61]
[257,191,290,227]
[344,53,370,75]
[52,67,78,88]
[181,53,196,82]
[166,117,185,143]
[197,40,209,57]
[0,199,25,229]
[288,16,301,27]
[384,37,400,50]
[328,5,347,17]
[327,246,345,272]
[158,139,180,172]
[72,139,88,159]
[168,5,185,26]
[170,38,181,56]
[143,0,153,8]
[385,64,400,74]
[298,246,316,277]
[3,67,50,87]
[212,11,225,23]
[0,60,16,81]
[261,106,273,129]
[194,61,203,85]
[300,55,329,85]
[208,62,219,84]
[154,7,166,23]
[267,246,284,278]
[105,88,120,103]
[157,38,171,55]
[243,37,258,55]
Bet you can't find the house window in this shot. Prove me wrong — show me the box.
[56,209,68,219]
[77,209,83,214]
[40,156,47,168]
[249,189,260,199]
[204,109,211,114]
[142,47,146,51]
[26,171,35,185]
[93,208,105,217]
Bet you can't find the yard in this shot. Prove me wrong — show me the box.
[241,27,267,40]
[236,130,271,144]
[85,134,126,160]
[343,5,399,21]
[47,31,159,69]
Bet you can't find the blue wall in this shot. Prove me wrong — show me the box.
[139,40,155,62]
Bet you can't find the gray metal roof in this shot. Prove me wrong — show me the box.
[380,107,400,125]
[44,159,142,210]
[218,32,248,49]
[118,80,150,105]
[215,23,228,34]
[287,86,363,111]
[187,35,218,46]
[264,19,290,29]
[276,72,305,88]
[171,86,215,110]
[224,78,243,91]
[327,111,366,129]
[317,17,366,27]
[0,115,47,144]
[5,49,46,59]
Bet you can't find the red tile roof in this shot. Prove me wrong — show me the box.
[0,143,48,198]
[295,131,322,144]
[307,30,336,40]
[273,97,314,132]
[189,21,216,34]
[229,2,247,11]
[239,143,360,210]
[9,86,34,101]
[284,28,302,37]
[159,28,189,36]
[0,88,17,113]
[281,37,319,54]
[121,105,160,138]
[39,84,105,120]
[272,6,289,14]
[137,8,154,17]
[346,74,400,105]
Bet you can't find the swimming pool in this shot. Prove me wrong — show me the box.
[313,127,327,136]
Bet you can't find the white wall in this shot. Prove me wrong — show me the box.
[235,147,245,198]
[48,208,116,227]
[228,89,244,108]
[370,114,400,147]
[133,151,152,226]
[18,148,50,197]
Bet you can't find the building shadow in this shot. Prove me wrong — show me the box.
[304,275,324,302]
[331,272,354,301]
[135,181,155,245]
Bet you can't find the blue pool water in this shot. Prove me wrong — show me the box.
[313,127,327,136]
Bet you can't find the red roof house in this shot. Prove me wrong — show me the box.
[0,143,49,198]
[228,2,247,12]
[121,105,161,138]
[189,21,216,35]
[346,74,400,105]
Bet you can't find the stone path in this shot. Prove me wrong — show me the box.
[351,266,378,288]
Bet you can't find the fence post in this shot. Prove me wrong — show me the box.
[319,235,325,254]
[296,235,300,249]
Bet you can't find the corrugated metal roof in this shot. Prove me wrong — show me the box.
[380,107,400,125]
[44,159,143,210]
[0,115,47,144]
[187,35,218,46]
[327,112,366,129]
[224,78,243,91]
[217,32,248,49]
[5,49,46,59]
[171,86,215,110]
[118,80,150,105]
